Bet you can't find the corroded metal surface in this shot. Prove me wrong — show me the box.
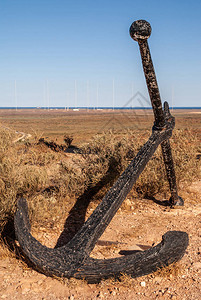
[14,105,188,281]
[130,20,184,206]
[14,20,188,282]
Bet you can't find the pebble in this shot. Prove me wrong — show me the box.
[140,281,146,287]
[192,262,201,270]
[153,276,162,283]
[17,282,31,295]
[125,199,132,207]
[97,291,104,298]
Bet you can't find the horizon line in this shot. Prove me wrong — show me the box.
[0,106,200,110]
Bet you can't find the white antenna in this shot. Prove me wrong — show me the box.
[43,82,46,109]
[46,80,50,110]
[172,85,174,113]
[14,80,17,111]
[75,80,77,108]
[112,79,115,111]
[87,81,89,111]
[96,83,99,109]
[131,82,134,108]
[66,90,69,111]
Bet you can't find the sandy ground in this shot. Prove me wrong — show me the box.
[0,179,200,300]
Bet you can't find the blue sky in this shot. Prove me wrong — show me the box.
[0,0,201,107]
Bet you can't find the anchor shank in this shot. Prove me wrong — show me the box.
[138,39,165,128]
[138,39,179,204]
[130,20,183,206]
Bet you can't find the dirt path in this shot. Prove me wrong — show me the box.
[1,125,32,143]
[0,180,200,299]
[13,132,32,143]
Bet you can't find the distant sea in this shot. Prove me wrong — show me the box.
[0,107,201,110]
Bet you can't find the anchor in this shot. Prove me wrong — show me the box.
[14,20,188,283]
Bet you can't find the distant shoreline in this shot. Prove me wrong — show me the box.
[0,107,200,110]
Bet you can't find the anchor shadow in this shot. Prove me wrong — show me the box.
[54,166,119,248]
[54,176,171,249]
[145,195,171,207]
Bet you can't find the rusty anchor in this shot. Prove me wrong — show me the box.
[14,20,188,283]
[129,19,183,207]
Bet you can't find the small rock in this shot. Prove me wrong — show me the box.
[97,291,104,298]
[153,276,162,283]
[39,227,46,231]
[17,282,31,295]
[125,199,131,206]
[22,287,30,295]
[140,281,146,287]
[192,262,201,270]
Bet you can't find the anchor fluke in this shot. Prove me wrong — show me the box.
[14,198,188,283]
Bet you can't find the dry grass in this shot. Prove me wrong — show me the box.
[151,262,183,279]
[0,129,58,230]
[59,128,200,200]
[0,113,200,236]
[135,128,200,198]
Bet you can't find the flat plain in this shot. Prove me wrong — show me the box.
[0,108,200,143]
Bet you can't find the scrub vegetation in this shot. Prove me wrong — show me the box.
[0,112,200,234]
